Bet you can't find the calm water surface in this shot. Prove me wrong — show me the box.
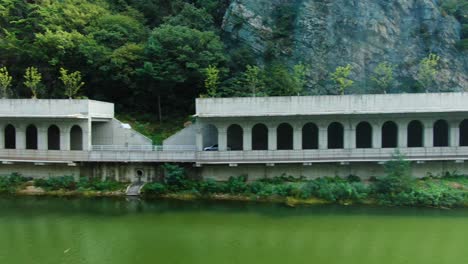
[0,196,467,264]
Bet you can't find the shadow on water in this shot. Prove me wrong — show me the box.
[2,195,468,219]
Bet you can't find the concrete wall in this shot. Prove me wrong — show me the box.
[0,99,114,119]
[163,125,196,146]
[92,119,152,146]
[196,93,468,118]
[199,161,468,181]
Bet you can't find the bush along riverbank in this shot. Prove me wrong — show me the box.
[142,157,468,209]
[0,174,127,197]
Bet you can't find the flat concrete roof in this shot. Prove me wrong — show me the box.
[0,99,114,119]
[196,93,468,118]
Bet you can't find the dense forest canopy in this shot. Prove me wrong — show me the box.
[0,0,466,121]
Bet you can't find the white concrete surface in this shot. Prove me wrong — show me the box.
[196,93,468,117]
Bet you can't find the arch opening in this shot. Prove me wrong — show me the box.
[202,124,218,150]
[4,124,16,149]
[407,120,424,147]
[382,121,398,148]
[302,123,318,149]
[460,120,468,146]
[48,125,60,150]
[328,122,344,149]
[252,123,268,150]
[26,125,38,150]
[227,124,243,151]
[277,123,293,150]
[433,120,449,147]
[356,122,372,148]
[70,125,83,150]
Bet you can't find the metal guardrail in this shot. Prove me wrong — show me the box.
[91,145,197,152]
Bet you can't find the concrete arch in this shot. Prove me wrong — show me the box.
[47,125,60,150]
[356,122,372,148]
[252,123,268,150]
[460,120,468,146]
[202,124,218,149]
[382,121,398,148]
[277,123,293,150]
[4,124,15,149]
[433,119,449,147]
[328,122,344,149]
[302,122,318,149]
[407,120,424,147]
[26,124,38,150]
[227,124,243,151]
[70,125,83,150]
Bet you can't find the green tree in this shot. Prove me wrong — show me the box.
[244,65,265,97]
[163,3,215,31]
[265,63,300,96]
[292,63,307,95]
[371,62,395,94]
[204,65,220,97]
[59,68,84,99]
[0,67,13,98]
[330,64,354,95]
[23,67,42,99]
[417,53,440,92]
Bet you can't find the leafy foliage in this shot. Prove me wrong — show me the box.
[0,173,28,193]
[417,53,440,92]
[371,62,394,94]
[330,64,354,95]
[23,67,42,98]
[204,65,220,97]
[0,67,12,98]
[60,67,84,99]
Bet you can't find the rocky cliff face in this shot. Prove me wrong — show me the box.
[222,0,467,93]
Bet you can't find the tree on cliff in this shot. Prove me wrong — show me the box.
[331,65,354,95]
[371,62,395,94]
[417,53,440,92]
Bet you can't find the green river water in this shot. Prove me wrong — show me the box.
[0,196,467,264]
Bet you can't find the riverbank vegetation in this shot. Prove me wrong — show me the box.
[0,174,127,196]
[141,156,468,208]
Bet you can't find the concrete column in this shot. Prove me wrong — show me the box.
[424,122,433,147]
[398,121,408,148]
[450,121,460,147]
[218,127,227,151]
[372,123,382,148]
[345,123,356,149]
[60,125,70,151]
[243,126,252,151]
[268,124,277,150]
[87,119,93,151]
[38,126,48,150]
[195,127,203,151]
[0,125,4,149]
[319,125,328,149]
[15,124,26,150]
[293,124,302,150]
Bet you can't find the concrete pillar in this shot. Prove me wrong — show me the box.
[424,121,433,147]
[293,124,302,150]
[372,123,382,148]
[450,121,460,147]
[86,119,92,151]
[38,126,48,150]
[0,125,4,149]
[268,124,277,150]
[218,127,227,151]
[398,121,408,148]
[60,125,70,151]
[195,127,203,151]
[345,123,356,149]
[15,124,26,150]
[243,126,252,151]
[319,125,328,149]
